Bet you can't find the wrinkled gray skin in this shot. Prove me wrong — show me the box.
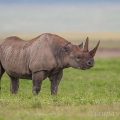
[0,33,100,95]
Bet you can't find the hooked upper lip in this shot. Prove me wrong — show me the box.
[86,63,94,67]
[78,63,93,70]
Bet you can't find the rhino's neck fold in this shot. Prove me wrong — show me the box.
[58,43,71,69]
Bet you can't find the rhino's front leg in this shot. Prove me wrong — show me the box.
[49,70,63,95]
[32,71,45,95]
[10,76,19,94]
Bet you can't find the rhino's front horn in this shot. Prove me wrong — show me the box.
[83,37,89,52]
[89,40,100,57]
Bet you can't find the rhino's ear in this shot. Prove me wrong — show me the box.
[61,45,69,52]
[78,42,83,50]
[61,43,72,52]
[61,46,68,52]
[89,40,100,57]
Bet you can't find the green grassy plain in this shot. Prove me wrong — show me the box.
[0,58,120,120]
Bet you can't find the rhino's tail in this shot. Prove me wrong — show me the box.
[0,62,5,91]
[0,63,1,91]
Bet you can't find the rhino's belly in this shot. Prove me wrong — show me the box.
[6,70,32,79]
[1,57,32,79]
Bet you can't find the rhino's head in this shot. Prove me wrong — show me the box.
[61,37,100,70]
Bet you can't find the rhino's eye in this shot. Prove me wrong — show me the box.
[76,55,82,61]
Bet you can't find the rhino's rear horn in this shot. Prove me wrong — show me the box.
[89,40,100,57]
[83,37,89,52]
[78,42,83,50]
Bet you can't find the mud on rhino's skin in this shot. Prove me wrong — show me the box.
[0,33,100,95]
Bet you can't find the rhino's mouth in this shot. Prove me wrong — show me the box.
[78,63,93,70]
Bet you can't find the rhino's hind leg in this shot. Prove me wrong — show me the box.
[49,70,63,95]
[9,76,19,94]
[32,71,45,95]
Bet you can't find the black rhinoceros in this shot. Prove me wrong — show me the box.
[0,33,100,95]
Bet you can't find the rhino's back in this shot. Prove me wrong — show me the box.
[0,36,37,48]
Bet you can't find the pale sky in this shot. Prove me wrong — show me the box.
[0,1,120,33]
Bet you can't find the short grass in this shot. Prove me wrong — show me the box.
[0,58,120,120]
